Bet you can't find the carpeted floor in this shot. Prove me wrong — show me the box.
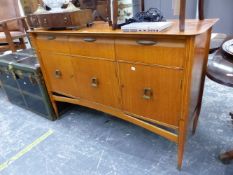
[0,77,232,175]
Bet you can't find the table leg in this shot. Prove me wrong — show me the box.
[219,150,233,164]
[219,112,233,164]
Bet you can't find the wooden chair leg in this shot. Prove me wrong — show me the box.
[19,38,26,49]
[2,23,16,52]
[198,0,204,20]
[141,0,145,11]
[179,0,186,32]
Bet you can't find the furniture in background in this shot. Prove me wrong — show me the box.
[209,33,227,53]
[27,8,93,29]
[0,49,55,120]
[20,0,43,15]
[0,0,28,53]
[29,18,216,169]
[206,38,233,164]
[0,49,70,120]
[112,0,205,30]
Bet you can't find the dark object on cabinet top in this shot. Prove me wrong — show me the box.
[27,9,93,29]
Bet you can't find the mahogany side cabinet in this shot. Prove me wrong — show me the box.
[29,19,217,169]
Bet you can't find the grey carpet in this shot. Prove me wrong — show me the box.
[0,78,232,175]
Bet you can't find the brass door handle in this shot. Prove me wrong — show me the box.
[54,69,62,79]
[91,77,99,87]
[143,88,153,100]
[136,40,157,46]
[83,37,96,42]
[47,35,56,40]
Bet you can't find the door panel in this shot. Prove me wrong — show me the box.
[119,63,182,127]
[72,57,120,108]
[40,52,77,97]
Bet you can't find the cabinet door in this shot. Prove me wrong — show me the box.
[119,63,182,127]
[40,52,77,97]
[72,57,120,108]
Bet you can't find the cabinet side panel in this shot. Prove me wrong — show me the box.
[189,29,212,121]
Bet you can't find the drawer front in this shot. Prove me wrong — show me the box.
[69,37,115,59]
[115,38,185,68]
[119,63,182,127]
[40,52,77,97]
[51,13,72,27]
[72,57,120,108]
[36,35,69,53]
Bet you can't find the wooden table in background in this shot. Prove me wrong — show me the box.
[207,38,233,164]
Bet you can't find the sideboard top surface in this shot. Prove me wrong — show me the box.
[29,19,218,36]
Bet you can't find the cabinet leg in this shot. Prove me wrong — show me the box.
[177,120,186,170]
[50,99,59,118]
[192,105,201,135]
[52,102,59,118]
[219,150,233,164]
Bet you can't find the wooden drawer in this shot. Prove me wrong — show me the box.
[119,63,182,127]
[40,52,77,97]
[38,13,72,28]
[115,38,186,68]
[36,35,69,54]
[72,57,120,108]
[69,36,115,59]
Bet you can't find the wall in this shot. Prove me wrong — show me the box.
[145,0,232,35]
[145,0,197,20]
[204,0,233,35]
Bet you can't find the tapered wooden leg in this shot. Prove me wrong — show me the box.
[192,105,201,134]
[177,120,186,170]
[198,0,204,20]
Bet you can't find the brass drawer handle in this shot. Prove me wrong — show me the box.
[136,40,157,46]
[91,77,99,87]
[47,35,56,40]
[83,38,96,42]
[143,88,153,100]
[54,69,62,79]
